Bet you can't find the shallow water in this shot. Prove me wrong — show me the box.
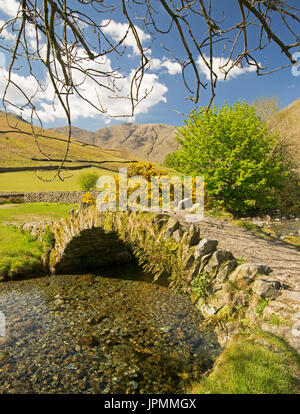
[268,219,300,239]
[0,265,221,394]
[270,219,300,235]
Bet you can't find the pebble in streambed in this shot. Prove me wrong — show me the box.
[0,268,221,394]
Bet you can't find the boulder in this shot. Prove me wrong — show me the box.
[278,290,300,306]
[188,225,200,247]
[229,263,272,289]
[194,238,218,261]
[183,253,195,270]
[172,227,185,243]
[215,260,237,283]
[200,304,218,317]
[232,291,250,307]
[252,278,281,300]
[205,249,235,275]
[164,218,180,240]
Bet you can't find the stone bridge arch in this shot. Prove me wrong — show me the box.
[49,208,135,274]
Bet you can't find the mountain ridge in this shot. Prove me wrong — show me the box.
[49,122,179,164]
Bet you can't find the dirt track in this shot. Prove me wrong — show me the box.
[171,211,300,290]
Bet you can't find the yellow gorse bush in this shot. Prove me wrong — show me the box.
[81,192,96,205]
[100,162,210,210]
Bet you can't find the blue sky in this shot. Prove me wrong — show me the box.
[0,0,299,131]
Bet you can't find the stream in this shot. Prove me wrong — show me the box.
[0,265,221,394]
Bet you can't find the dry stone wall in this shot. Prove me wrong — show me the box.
[24,191,100,204]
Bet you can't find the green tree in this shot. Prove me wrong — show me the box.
[77,172,99,191]
[166,101,292,214]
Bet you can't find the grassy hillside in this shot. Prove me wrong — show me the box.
[269,97,300,165]
[0,111,140,192]
[0,111,136,169]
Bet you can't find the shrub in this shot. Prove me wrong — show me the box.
[165,101,293,214]
[81,192,96,205]
[77,172,99,191]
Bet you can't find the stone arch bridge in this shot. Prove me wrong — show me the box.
[11,206,300,352]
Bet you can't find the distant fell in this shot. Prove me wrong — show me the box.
[50,123,179,164]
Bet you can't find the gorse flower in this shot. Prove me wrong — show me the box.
[81,192,96,205]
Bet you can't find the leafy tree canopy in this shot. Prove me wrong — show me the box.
[165,101,293,214]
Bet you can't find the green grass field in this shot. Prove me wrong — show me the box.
[0,203,77,224]
[0,167,116,192]
[0,164,182,193]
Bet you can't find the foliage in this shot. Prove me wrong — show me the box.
[132,236,180,282]
[191,273,211,299]
[43,226,56,249]
[127,162,168,180]
[256,297,269,316]
[189,330,300,394]
[77,172,99,191]
[81,192,96,205]
[100,162,209,210]
[166,101,293,214]
[101,162,171,209]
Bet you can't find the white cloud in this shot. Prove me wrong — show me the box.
[0,48,168,124]
[197,55,257,81]
[0,68,43,106]
[101,19,151,55]
[0,19,16,42]
[149,58,162,71]
[149,57,181,75]
[0,0,19,17]
[161,59,181,75]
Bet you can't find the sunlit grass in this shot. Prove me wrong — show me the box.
[189,330,300,394]
[0,226,44,279]
[0,167,114,192]
[0,202,77,224]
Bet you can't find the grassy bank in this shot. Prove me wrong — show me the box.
[189,330,300,394]
[0,225,45,279]
[0,203,77,279]
[0,202,78,224]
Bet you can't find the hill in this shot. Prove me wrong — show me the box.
[0,111,137,170]
[50,122,179,164]
[0,112,138,192]
[269,97,300,165]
